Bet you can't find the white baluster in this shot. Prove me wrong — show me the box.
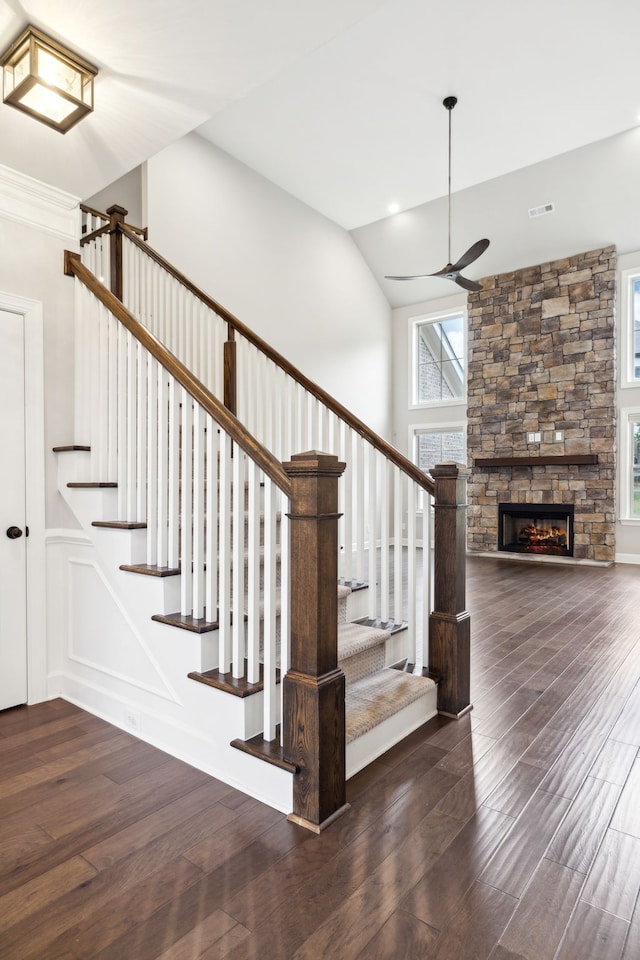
[278,487,290,747]
[192,402,206,620]
[422,493,434,673]
[107,312,118,482]
[116,324,127,514]
[407,479,417,669]
[232,447,246,678]
[218,431,232,674]
[380,456,389,625]
[126,332,137,522]
[146,355,158,565]
[180,390,193,616]
[338,422,350,584]
[246,459,260,684]
[96,303,109,481]
[262,478,278,741]
[122,238,131,312]
[356,435,365,584]
[167,378,180,569]
[367,446,378,621]
[136,336,147,523]
[156,370,169,568]
[74,283,89,446]
[393,467,403,626]
[205,417,219,623]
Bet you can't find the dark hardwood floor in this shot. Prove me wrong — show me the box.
[1,555,640,959]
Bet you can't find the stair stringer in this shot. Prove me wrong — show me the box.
[54,449,294,814]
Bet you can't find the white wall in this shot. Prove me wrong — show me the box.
[84,165,146,229]
[146,133,392,441]
[0,167,79,529]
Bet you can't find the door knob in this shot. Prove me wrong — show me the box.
[6,526,23,539]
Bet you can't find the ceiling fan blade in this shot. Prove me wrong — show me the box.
[454,273,483,292]
[384,273,432,281]
[450,238,490,272]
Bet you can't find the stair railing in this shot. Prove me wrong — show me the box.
[76,205,472,825]
[66,250,292,745]
[80,205,444,674]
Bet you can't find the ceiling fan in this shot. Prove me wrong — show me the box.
[385,96,489,292]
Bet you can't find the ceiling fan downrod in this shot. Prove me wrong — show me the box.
[384,94,489,291]
[443,95,457,267]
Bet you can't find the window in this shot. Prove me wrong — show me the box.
[620,409,640,522]
[413,426,466,476]
[633,278,640,381]
[620,265,640,386]
[632,419,640,518]
[412,310,465,405]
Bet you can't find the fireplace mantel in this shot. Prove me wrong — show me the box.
[474,454,598,468]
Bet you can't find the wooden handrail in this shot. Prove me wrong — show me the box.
[80,202,110,223]
[64,251,293,498]
[80,222,112,247]
[80,203,148,239]
[118,222,435,497]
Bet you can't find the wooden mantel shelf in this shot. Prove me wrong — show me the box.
[474,454,599,467]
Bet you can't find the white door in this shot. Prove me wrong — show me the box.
[0,308,28,710]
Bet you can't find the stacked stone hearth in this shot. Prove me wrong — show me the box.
[467,245,616,563]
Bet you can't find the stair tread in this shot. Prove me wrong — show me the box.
[152,612,220,633]
[345,669,435,744]
[67,481,117,488]
[120,563,180,578]
[92,520,148,529]
[338,620,390,661]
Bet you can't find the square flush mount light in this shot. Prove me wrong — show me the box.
[0,25,97,133]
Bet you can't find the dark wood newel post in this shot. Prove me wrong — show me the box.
[106,204,128,301]
[223,323,237,415]
[429,462,472,718]
[282,450,350,833]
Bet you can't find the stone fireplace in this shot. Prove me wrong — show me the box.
[466,246,616,563]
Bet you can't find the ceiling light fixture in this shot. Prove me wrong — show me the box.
[0,25,97,133]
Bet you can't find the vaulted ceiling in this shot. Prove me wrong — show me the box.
[2,0,640,303]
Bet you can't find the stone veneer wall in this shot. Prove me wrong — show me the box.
[466,245,616,562]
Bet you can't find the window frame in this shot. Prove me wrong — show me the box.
[619,407,640,524]
[408,306,467,410]
[619,265,640,389]
[410,421,467,477]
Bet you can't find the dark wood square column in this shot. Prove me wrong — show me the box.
[283,451,349,833]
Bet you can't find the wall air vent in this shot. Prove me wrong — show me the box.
[528,202,555,219]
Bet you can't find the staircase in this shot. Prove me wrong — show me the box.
[56,205,470,830]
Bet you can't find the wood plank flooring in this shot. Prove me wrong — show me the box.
[2,555,640,959]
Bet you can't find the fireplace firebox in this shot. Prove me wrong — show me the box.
[498,503,574,557]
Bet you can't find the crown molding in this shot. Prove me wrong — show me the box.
[0,163,80,240]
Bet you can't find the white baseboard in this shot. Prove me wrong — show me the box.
[614,553,640,565]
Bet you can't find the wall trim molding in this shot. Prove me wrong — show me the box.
[67,555,180,704]
[0,163,80,240]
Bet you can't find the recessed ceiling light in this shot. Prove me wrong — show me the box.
[387,202,400,215]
